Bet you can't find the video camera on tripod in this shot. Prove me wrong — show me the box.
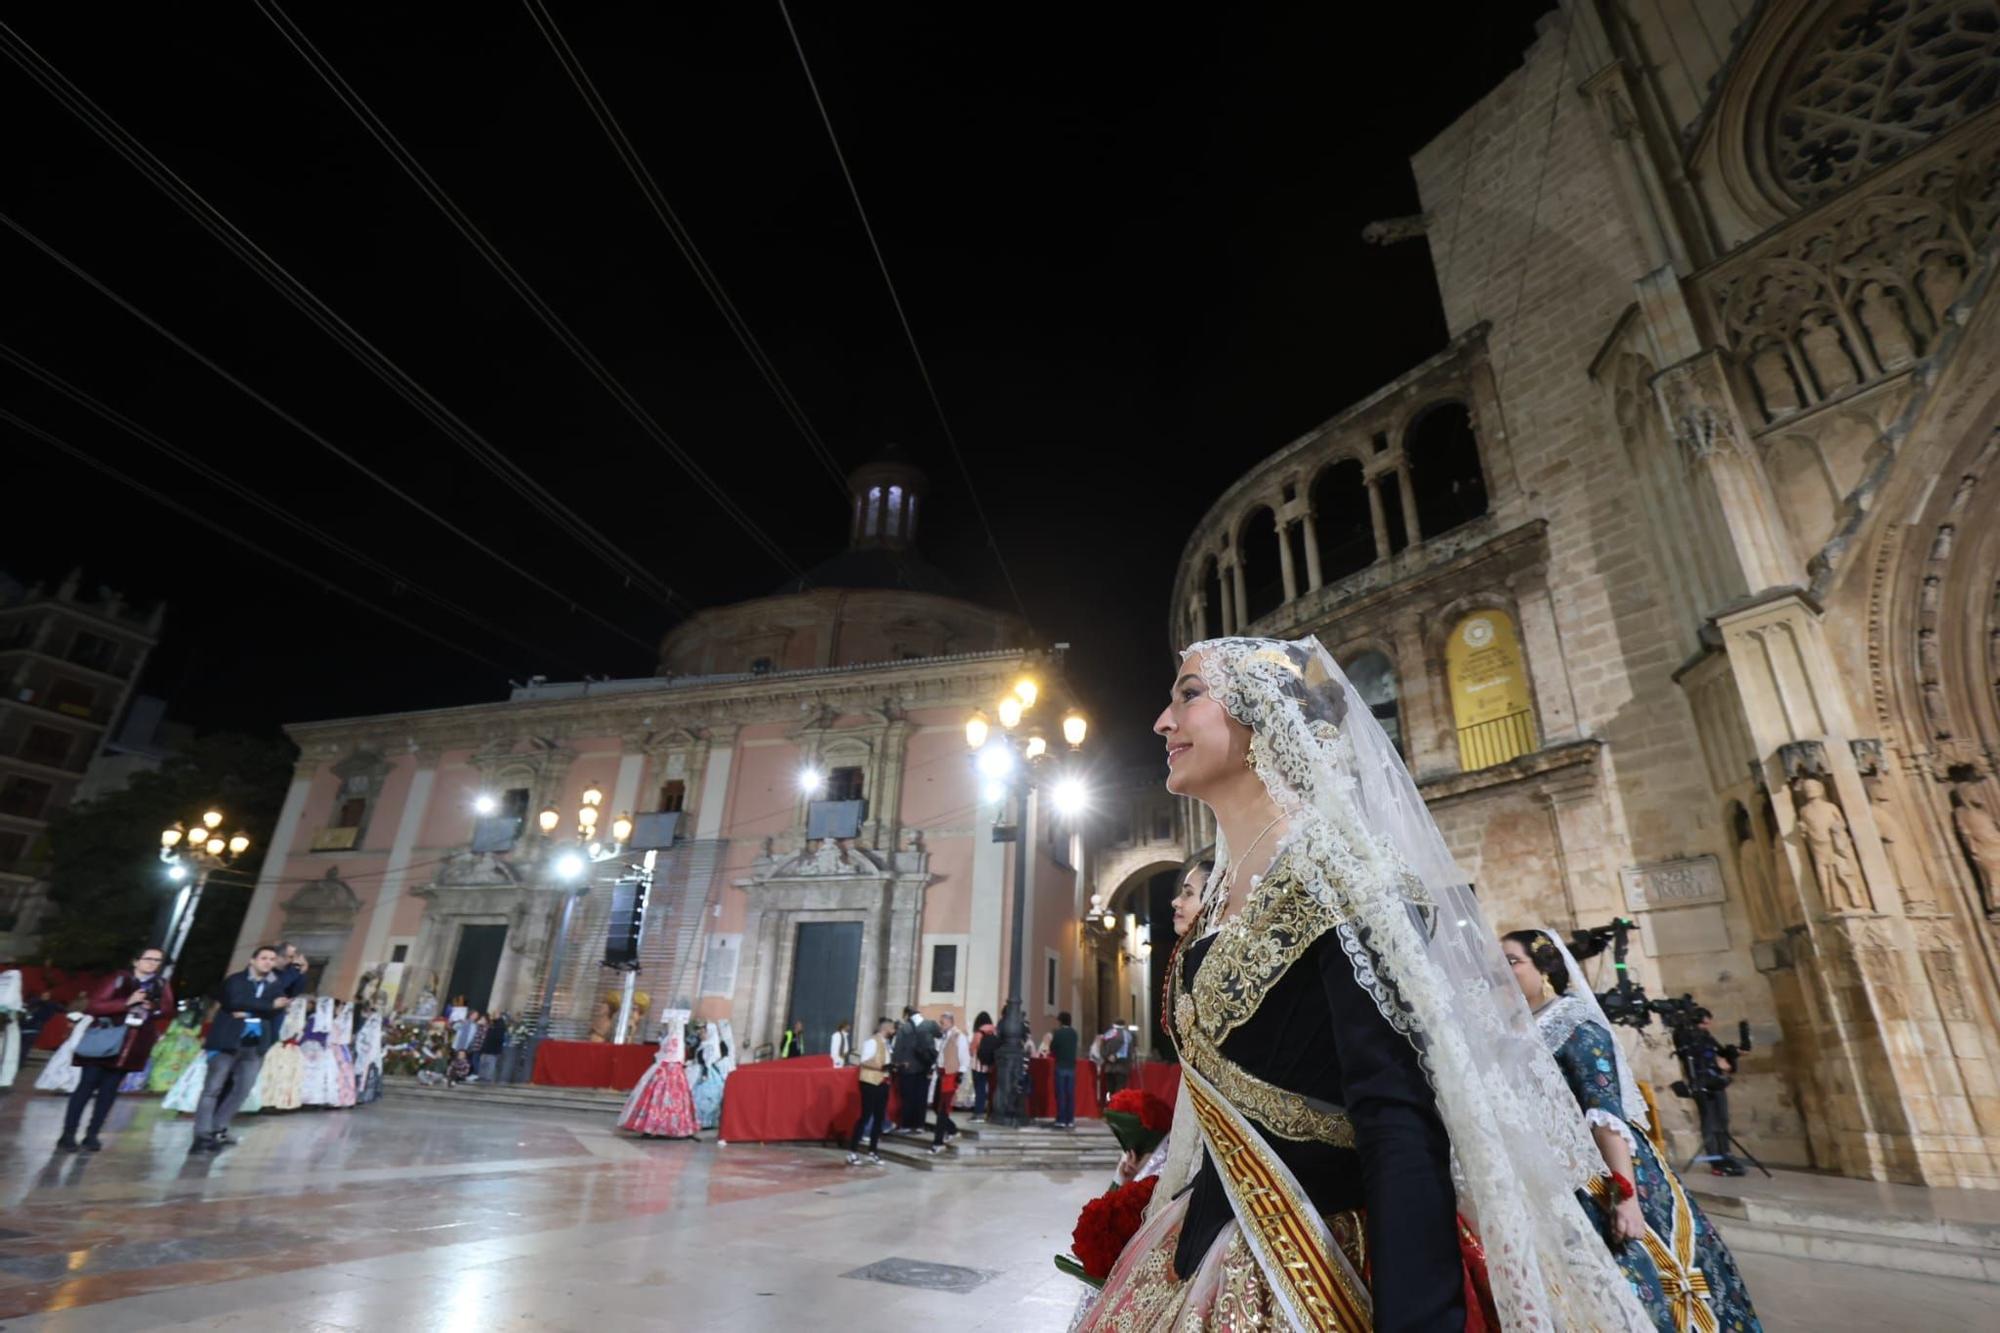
[1566,918,1764,1176]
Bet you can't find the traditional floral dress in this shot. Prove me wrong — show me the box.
[254,994,309,1110]
[618,1010,698,1139]
[146,1009,205,1093]
[299,997,340,1106]
[34,1013,89,1093]
[354,1012,384,1104]
[690,1023,727,1129]
[1535,994,1762,1333]
[332,1003,358,1107]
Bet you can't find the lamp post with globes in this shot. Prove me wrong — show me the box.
[966,675,1089,1127]
[524,784,643,1069]
[157,809,251,980]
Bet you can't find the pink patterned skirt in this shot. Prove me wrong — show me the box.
[618,1059,698,1138]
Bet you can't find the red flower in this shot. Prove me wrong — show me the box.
[1106,1088,1172,1134]
[1070,1176,1160,1280]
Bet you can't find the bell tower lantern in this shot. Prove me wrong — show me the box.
[847,451,927,553]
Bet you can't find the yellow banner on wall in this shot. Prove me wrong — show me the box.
[1445,609,1536,770]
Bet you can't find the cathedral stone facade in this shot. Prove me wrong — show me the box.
[1174,0,2000,1186]
[233,457,1083,1060]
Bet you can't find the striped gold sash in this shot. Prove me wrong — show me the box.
[1181,1062,1372,1331]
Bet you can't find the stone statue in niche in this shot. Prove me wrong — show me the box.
[1917,249,1965,325]
[1930,524,1955,562]
[1924,679,1953,738]
[1794,778,1872,913]
[1917,627,1943,681]
[1854,280,1918,370]
[1747,344,1802,418]
[1949,475,1977,514]
[1801,316,1860,397]
[1864,774,1937,913]
[1920,574,1941,617]
[1950,785,2000,916]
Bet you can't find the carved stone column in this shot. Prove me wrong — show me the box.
[1365,476,1391,559]
[1277,519,1299,604]
[1300,510,1324,591]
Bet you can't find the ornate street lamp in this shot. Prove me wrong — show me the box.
[157,809,251,978]
[526,783,647,1073]
[966,673,1088,1127]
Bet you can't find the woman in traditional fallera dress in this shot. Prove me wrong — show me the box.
[1077,636,1652,1332]
[1502,931,1762,1333]
[619,1009,698,1138]
[35,1008,90,1094]
[146,1006,204,1093]
[691,1019,727,1130]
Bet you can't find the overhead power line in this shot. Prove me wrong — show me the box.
[776,1,1031,625]
[0,341,592,674]
[520,0,852,498]
[0,408,517,675]
[255,1,810,581]
[0,210,657,653]
[0,18,685,612]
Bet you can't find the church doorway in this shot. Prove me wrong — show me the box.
[446,924,507,1013]
[787,922,862,1059]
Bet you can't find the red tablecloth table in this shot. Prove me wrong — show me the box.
[1132,1061,1181,1108]
[1027,1055,1099,1120]
[531,1039,656,1088]
[717,1054,906,1144]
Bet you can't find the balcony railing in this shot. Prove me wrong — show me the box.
[1455,710,1536,772]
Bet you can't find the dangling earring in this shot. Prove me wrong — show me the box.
[1242,746,1257,771]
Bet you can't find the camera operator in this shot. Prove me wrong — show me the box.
[1681,1010,1744,1177]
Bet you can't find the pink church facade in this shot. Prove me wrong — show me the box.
[229,460,1089,1055]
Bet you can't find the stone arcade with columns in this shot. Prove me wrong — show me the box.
[1174,0,2000,1186]
[230,457,1084,1061]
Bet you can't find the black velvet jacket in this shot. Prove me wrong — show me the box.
[1173,922,1465,1332]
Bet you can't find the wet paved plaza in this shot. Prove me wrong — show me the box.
[1,1084,1995,1330]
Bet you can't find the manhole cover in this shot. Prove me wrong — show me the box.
[840,1257,996,1294]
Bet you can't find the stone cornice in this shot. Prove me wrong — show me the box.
[282,650,1049,755]
[1416,737,1604,804]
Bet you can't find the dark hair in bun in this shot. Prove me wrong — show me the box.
[1502,929,1569,996]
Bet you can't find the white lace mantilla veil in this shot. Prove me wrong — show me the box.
[1527,925,1651,1141]
[1158,636,1651,1333]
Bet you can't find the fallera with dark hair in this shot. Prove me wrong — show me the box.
[1501,929,1569,996]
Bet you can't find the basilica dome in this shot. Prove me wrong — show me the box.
[655,452,1029,676]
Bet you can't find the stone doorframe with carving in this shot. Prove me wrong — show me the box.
[277,868,363,989]
[407,852,559,1018]
[732,842,930,1055]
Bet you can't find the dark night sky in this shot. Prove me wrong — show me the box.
[4,3,1551,768]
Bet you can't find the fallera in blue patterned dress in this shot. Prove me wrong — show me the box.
[1506,930,1762,1333]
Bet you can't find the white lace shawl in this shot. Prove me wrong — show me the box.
[1182,636,1652,1333]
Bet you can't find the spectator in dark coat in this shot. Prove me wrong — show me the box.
[478,1013,508,1083]
[192,946,290,1153]
[58,945,174,1152]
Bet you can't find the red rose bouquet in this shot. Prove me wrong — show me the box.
[1103,1088,1172,1158]
[1055,1175,1159,1286]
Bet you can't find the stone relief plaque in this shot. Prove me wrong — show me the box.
[700,932,742,998]
[1620,854,1726,912]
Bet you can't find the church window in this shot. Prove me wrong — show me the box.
[391,944,409,963]
[500,788,531,823]
[1344,650,1403,756]
[864,486,883,537]
[825,766,865,802]
[1406,402,1486,538]
[1200,556,1223,638]
[750,656,774,675]
[1444,608,1537,771]
[1311,459,1374,581]
[886,485,904,538]
[657,779,686,813]
[1774,0,2000,204]
[336,796,368,828]
[930,943,958,994]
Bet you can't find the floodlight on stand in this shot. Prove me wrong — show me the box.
[1013,677,1039,709]
[474,793,498,815]
[166,862,187,882]
[797,766,825,795]
[997,696,1024,730]
[964,710,989,750]
[555,851,587,881]
[1052,776,1088,817]
[202,810,224,830]
[538,807,561,834]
